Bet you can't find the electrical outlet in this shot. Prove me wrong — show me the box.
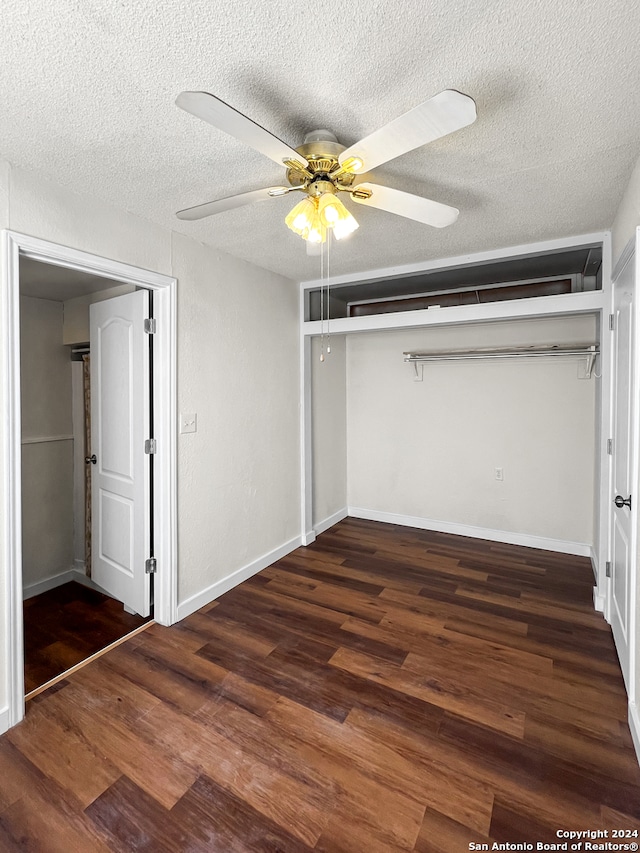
[495,467,504,481]
[180,413,197,434]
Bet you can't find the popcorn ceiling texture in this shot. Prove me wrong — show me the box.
[2,0,639,280]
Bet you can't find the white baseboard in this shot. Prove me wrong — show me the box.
[314,507,348,536]
[176,534,303,622]
[589,546,598,580]
[347,507,592,557]
[0,705,9,736]
[23,568,76,600]
[23,566,110,600]
[302,530,317,546]
[593,586,606,613]
[629,702,640,766]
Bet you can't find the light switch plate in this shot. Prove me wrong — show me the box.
[180,412,197,434]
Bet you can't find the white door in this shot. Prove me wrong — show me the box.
[89,290,151,617]
[610,235,639,691]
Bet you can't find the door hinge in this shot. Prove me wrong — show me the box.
[144,438,157,454]
[607,438,613,455]
[144,318,156,334]
[609,313,615,331]
[145,557,157,574]
[605,560,612,578]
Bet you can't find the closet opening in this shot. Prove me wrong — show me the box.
[19,257,153,697]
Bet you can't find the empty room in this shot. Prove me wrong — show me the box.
[1,0,640,850]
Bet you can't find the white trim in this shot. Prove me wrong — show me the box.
[303,290,606,337]
[21,434,73,445]
[22,566,117,600]
[629,229,640,710]
[71,362,85,570]
[2,230,178,733]
[314,507,348,536]
[347,507,592,556]
[176,535,303,622]
[597,231,613,622]
[23,568,76,600]
[300,232,608,289]
[299,297,313,545]
[2,229,24,731]
[0,705,9,736]
[629,701,640,766]
[589,545,598,580]
[613,234,637,281]
[593,587,606,614]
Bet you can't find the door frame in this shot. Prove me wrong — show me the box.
[609,229,640,749]
[2,230,178,730]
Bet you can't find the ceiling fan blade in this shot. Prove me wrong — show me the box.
[176,91,309,169]
[176,186,291,221]
[350,183,459,228]
[338,90,476,174]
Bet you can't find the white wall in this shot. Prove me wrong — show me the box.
[611,153,640,265]
[63,284,136,345]
[0,161,301,727]
[347,316,597,547]
[173,233,300,604]
[19,296,74,590]
[311,335,347,529]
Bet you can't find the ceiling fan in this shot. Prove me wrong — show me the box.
[175,89,477,245]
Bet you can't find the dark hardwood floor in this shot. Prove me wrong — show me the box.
[2,518,639,851]
[23,581,151,693]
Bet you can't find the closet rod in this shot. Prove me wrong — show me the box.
[404,344,598,363]
[404,344,599,377]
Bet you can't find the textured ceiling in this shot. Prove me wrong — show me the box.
[19,257,121,301]
[2,0,640,282]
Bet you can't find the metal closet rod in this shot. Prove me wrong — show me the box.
[403,343,599,363]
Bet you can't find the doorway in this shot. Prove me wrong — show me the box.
[2,230,178,729]
[19,266,153,694]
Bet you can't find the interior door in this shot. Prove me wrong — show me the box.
[89,290,151,617]
[610,236,638,690]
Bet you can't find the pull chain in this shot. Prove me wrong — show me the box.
[326,231,331,354]
[319,238,325,362]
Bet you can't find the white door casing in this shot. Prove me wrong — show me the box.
[90,290,151,617]
[3,230,177,733]
[610,236,638,693]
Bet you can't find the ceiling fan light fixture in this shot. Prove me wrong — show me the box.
[317,192,341,226]
[333,211,359,240]
[285,192,358,243]
[285,196,317,237]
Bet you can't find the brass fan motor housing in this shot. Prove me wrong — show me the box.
[286,132,356,192]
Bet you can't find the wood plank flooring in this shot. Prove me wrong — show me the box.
[2,518,639,851]
[23,581,152,693]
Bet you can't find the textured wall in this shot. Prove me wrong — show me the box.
[62,284,136,345]
[20,295,75,590]
[346,317,597,545]
[311,335,347,528]
[611,151,640,266]
[173,233,300,603]
[0,161,300,725]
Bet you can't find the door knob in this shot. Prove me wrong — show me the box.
[85,454,97,465]
[614,494,632,509]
